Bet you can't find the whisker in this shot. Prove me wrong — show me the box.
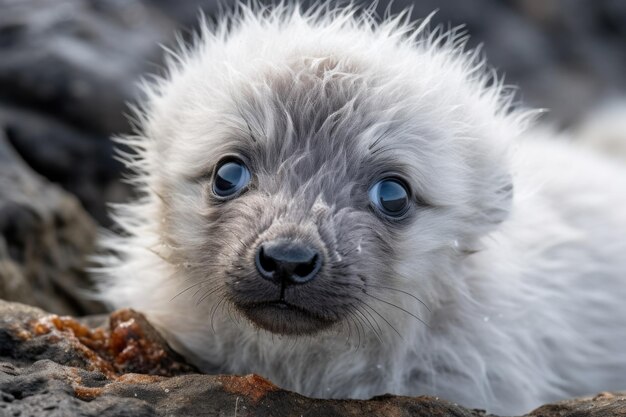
[355,304,384,342]
[170,279,212,301]
[146,246,173,264]
[364,293,431,329]
[191,283,207,300]
[210,296,228,333]
[354,306,383,344]
[343,313,353,347]
[361,301,404,340]
[347,310,363,350]
[368,285,432,312]
[220,298,231,328]
[197,284,227,306]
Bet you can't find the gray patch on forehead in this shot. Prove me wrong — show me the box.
[230,56,417,204]
[252,59,368,160]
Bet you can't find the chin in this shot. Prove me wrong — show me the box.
[237,301,336,335]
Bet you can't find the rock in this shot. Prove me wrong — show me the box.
[0,106,127,225]
[0,301,195,377]
[0,133,103,315]
[0,0,174,135]
[528,392,626,417]
[0,0,177,225]
[0,300,625,417]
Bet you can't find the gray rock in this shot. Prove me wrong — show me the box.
[0,0,179,225]
[0,106,127,226]
[0,0,175,135]
[0,360,157,417]
[0,133,103,315]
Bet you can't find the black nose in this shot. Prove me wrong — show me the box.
[255,239,322,285]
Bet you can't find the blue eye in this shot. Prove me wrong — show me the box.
[369,178,410,217]
[213,159,251,198]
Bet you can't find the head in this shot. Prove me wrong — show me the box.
[111,5,525,339]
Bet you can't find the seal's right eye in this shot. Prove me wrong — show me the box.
[212,159,251,198]
[369,178,410,217]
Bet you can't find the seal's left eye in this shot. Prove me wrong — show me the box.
[213,159,251,198]
[369,178,410,217]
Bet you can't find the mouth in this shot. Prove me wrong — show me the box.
[236,300,336,335]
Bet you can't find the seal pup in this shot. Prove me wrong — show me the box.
[97,4,626,415]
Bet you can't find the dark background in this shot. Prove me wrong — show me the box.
[1,0,625,226]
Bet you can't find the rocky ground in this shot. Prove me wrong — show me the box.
[1,0,625,416]
[1,300,625,417]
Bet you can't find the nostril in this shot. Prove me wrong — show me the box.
[256,246,276,278]
[259,247,276,272]
[293,254,318,278]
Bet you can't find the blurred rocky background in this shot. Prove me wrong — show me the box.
[0,0,625,315]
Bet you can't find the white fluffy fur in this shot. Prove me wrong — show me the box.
[97,4,626,415]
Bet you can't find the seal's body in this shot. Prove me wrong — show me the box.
[98,5,626,415]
